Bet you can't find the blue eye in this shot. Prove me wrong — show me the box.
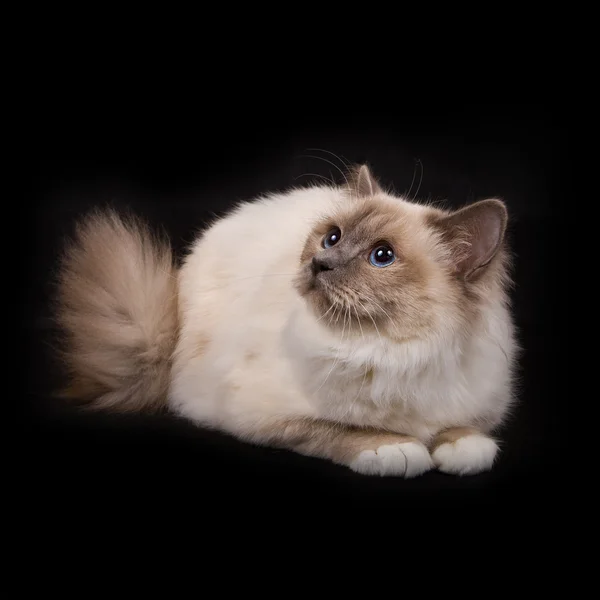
[369,245,395,267]
[323,227,341,248]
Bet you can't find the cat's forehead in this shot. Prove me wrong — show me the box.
[321,197,423,242]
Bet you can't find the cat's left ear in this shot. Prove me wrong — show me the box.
[348,164,383,197]
[432,199,508,280]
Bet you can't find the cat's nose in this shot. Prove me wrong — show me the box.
[311,256,334,275]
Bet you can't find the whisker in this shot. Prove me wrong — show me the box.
[328,304,340,328]
[214,273,297,283]
[353,305,365,342]
[316,304,349,393]
[315,302,336,323]
[305,148,351,168]
[346,306,371,418]
[300,154,350,188]
[412,159,424,200]
[334,301,344,325]
[355,297,383,345]
[340,287,394,332]
[361,294,395,325]
[406,159,418,199]
[294,172,335,185]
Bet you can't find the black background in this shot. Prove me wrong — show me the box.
[19,80,564,518]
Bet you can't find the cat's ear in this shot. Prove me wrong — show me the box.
[433,199,508,280]
[348,164,382,197]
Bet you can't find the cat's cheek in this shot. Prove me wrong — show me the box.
[349,442,434,478]
[432,434,498,476]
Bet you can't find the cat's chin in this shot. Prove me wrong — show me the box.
[293,272,334,322]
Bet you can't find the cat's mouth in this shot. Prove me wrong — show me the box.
[295,260,329,293]
[294,262,341,318]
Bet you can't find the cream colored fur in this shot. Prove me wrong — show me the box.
[56,165,517,477]
[55,209,177,412]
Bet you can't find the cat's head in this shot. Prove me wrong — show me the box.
[294,164,509,342]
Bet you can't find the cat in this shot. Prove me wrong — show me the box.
[54,164,517,477]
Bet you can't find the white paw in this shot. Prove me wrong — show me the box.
[350,442,434,478]
[432,435,498,476]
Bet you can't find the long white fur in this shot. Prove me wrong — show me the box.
[170,185,515,449]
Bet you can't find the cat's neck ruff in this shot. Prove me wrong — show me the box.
[287,300,462,380]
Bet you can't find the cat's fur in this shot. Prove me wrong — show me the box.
[55,165,517,477]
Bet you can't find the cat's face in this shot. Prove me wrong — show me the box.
[294,165,508,342]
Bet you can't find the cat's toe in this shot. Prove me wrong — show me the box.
[432,434,498,476]
[350,449,381,475]
[350,442,433,478]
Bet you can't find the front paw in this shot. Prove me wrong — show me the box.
[432,434,498,476]
[350,442,434,478]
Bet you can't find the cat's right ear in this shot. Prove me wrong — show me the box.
[347,164,383,197]
[430,199,508,281]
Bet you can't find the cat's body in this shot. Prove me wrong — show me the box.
[56,165,517,477]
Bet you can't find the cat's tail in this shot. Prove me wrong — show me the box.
[54,208,179,413]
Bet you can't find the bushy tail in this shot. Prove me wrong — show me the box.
[54,209,179,413]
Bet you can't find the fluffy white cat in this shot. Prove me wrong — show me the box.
[55,164,517,477]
